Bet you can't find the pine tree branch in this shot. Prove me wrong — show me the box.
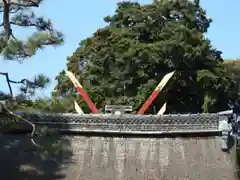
[0,71,44,148]
[9,0,41,7]
[0,72,13,96]
[0,0,63,60]
[0,0,41,7]
[0,72,46,97]
[0,0,61,146]
[2,104,43,148]
[10,21,52,31]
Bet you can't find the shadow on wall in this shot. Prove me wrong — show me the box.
[227,135,240,178]
[236,150,240,177]
[0,129,73,180]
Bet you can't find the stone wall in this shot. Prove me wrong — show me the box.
[0,134,239,180]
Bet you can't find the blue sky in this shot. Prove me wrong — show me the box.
[0,0,239,97]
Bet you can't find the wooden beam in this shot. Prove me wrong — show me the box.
[66,71,99,114]
[137,71,175,114]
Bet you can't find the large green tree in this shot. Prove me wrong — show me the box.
[54,0,238,113]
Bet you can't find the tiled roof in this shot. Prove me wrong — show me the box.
[1,113,224,134]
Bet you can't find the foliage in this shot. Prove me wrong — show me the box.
[223,59,240,108]
[12,96,78,113]
[224,59,240,82]
[0,0,63,60]
[0,0,63,101]
[54,0,238,113]
[0,1,67,175]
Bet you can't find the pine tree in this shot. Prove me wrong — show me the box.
[54,0,237,113]
[0,1,69,178]
[0,0,63,60]
[0,0,63,100]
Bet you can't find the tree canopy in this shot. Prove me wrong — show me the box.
[224,59,240,82]
[54,0,239,113]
